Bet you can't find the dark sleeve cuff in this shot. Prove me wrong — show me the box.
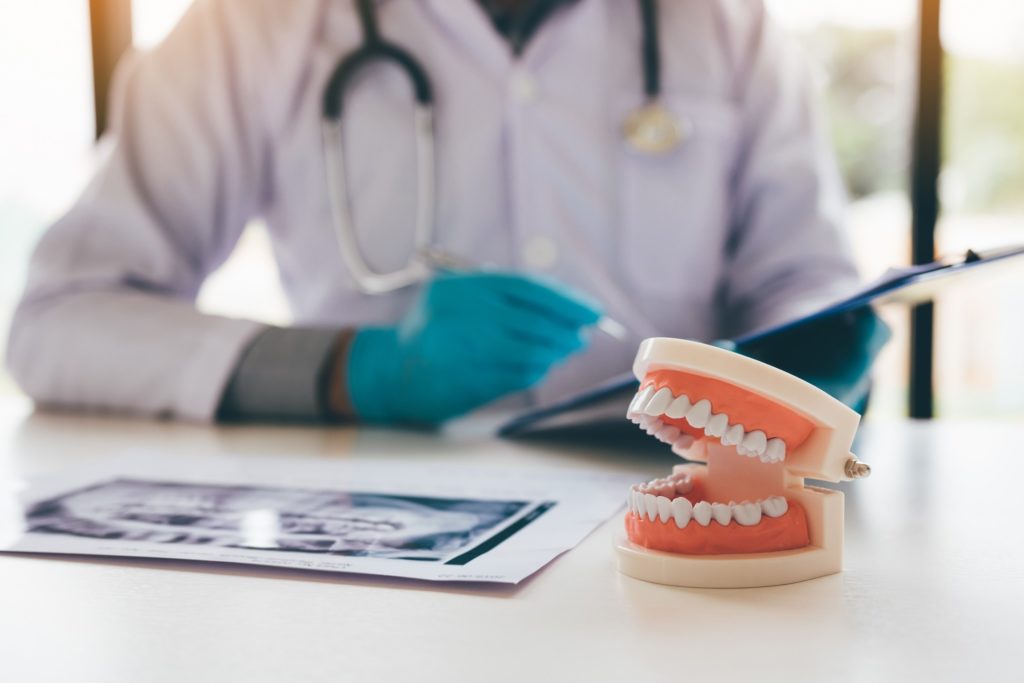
[217,326,343,422]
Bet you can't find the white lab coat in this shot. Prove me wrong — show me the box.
[7,0,858,420]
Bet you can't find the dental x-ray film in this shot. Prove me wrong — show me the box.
[0,454,638,583]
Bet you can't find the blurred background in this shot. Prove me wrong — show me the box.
[1,0,1022,419]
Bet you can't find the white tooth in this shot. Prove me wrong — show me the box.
[762,438,786,463]
[671,435,696,457]
[692,501,713,526]
[732,501,762,526]
[644,388,674,416]
[721,424,745,446]
[761,496,788,518]
[644,494,659,521]
[741,430,767,457]
[632,490,645,514]
[672,476,694,496]
[657,425,681,443]
[665,394,692,419]
[711,502,732,526]
[704,413,728,438]
[686,399,712,428]
[628,386,654,416]
[656,496,672,523]
[644,419,664,436]
[671,497,693,528]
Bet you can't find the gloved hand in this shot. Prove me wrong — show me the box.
[347,271,603,424]
[729,307,891,413]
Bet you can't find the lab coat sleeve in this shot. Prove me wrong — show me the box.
[717,2,860,337]
[5,0,279,420]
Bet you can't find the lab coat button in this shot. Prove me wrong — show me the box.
[523,236,558,269]
[509,71,539,104]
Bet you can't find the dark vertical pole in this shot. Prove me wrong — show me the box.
[89,0,133,139]
[909,0,943,419]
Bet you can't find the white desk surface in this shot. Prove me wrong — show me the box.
[0,398,1020,683]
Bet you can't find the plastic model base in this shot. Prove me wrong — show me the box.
[616,338,868,589]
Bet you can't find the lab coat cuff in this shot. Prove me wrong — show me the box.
[217,326,345,422]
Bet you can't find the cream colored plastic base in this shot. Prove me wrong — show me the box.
[616,484,844,588]
[615,540,840,588]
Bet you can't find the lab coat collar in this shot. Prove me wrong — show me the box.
[419,0,600,73]
[420,0,512,71]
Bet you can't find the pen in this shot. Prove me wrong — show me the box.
[420,247,628,341]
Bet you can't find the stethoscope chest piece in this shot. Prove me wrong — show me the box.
[623,102,689,155]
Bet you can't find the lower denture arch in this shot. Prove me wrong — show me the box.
[626,504,810,555]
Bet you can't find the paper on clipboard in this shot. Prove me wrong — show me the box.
[498,244,1024,438]
[732,244,1024,343]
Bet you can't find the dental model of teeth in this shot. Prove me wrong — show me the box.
[627,385,787,463]
[616,337,870,589]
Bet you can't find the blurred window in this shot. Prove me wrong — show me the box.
[935,0,1024,417]
[0,2,95,396]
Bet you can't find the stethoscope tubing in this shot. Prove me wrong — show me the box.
[322,0,663,295]
[322,110,436,294]
[322,0,437,293]
[323,0,434,118]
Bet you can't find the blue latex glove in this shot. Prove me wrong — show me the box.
[347,271,603,424]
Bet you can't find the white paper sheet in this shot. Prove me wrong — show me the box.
[0,453,638,584]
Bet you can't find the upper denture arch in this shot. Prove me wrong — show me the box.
[638,369,815,454]
[631,338,862,483]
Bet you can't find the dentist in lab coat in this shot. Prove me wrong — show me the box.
[6,0,858,424]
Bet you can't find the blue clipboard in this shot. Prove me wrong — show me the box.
[498,244,1024,438]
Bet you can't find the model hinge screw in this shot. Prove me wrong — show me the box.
[845,458,872,479]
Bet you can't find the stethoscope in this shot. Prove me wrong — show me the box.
[322,0,685,295]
